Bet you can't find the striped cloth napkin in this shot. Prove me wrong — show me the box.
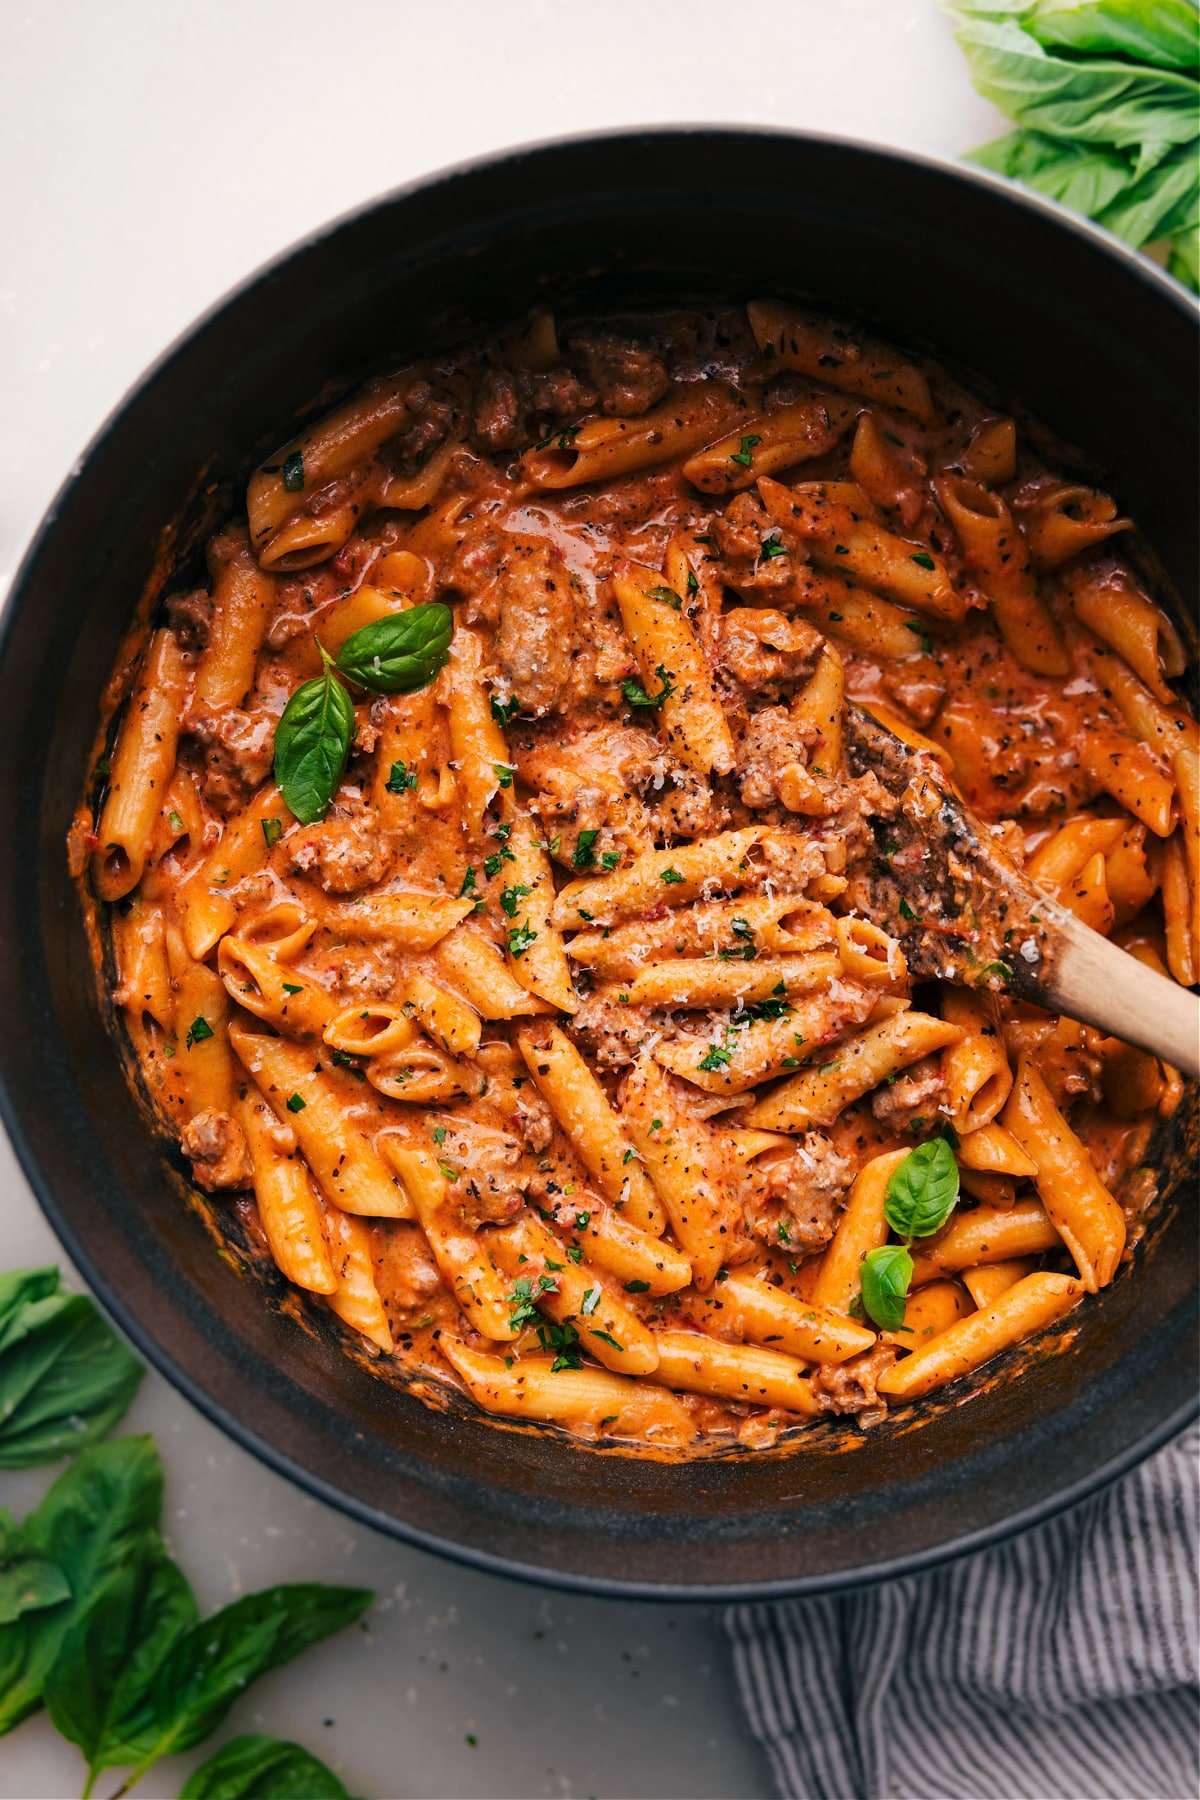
[726,1425,1198,1800]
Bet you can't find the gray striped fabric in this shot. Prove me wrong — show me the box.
[726,1425,1199,1800]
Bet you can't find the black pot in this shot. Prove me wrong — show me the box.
[1,128,1196,1599]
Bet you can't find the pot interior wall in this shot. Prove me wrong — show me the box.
[1,131,1195,1594]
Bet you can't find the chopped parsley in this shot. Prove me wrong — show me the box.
[508,1274,558,1331]
[904,621,934,653]
[500,882,533,917]
[168,809,185,834]
[623,663,676,710]
[282,981,303,995]
[432,1125,447,1146]
[281,450,305,492]
[624,1279,650,1293]
[686,570,699,595]
[386,760,417,793]
[506,921,538,958]
[460,865,478,897]
[898,898,920,922]
[184,1016,213,1050]
[590,1330,625,1351]
[659,867,684,885]
[910,551,936,571]
[579,1286,602,1317]
[647,584,682,610]
[330,1048,366,1079]
[490,693,521,726]
[573,829,600,870]
[492,762,515,789]
[759,532,788,561]
[731,433,761,468]
[285,1092,306,1113]
[601,850,621,871]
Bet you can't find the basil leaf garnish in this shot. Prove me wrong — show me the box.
[884,1138,960,1239]
[859,1245,913,1332]
[335,602,453,694]
[273,665,355,825]
[180,1734,352,1799]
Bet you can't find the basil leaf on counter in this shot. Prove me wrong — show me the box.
[44,1536,197,1780]
[0,1512,70,1627]
[180,1734,353,1800]
[947,1,1199,290]
[884,1139,961,1240]
[859,1245,914,1333]
[0,1436,163,1736]
[335,602,454,693]
[123,1583,373,1770]
[0,1292,142,1469]
[273,663,356,825]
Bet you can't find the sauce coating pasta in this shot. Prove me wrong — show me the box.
[74,304,1197,1452]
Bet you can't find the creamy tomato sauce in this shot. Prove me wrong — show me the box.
[76,304,1195,1454]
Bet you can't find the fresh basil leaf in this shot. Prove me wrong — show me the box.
[970,127,1135,215]
[884,1139,961,1239]
[274,668,355,824]
[335,603,453,694]
[0,1512,70,1627]
[0,1293,142,1468]
[0,1267,61,1343]
[1026,1,1200,73]
[948,8,1199,170]
[859,1245,914,1332]
[0,1436,163,1735]
[44,1536,196,1777]
[133,1583,373,1766]
[180,1734,352,1800]
[1097,136,1199,242]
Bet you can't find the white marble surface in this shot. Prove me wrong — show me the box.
[0,5,1006,1794]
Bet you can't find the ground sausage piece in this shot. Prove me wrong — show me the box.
[186,706,276,814]
[566,329,670,417]
[736,707,815,810]
[372,1222,442,1312]
[436,1124,527,1231]
[472,369,524,451]
[181,1109,253,1192]
[382,380,457,477]
[741,1135,851,1251]
[287,795,391,894]
[810,1343,897,1428]
[165,587,213,652]
[574,995,657,1069]
[493,545,578,716]
[513,1089,556,1155]
[870,1055,946,1130]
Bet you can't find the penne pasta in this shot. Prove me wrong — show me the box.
[231,1025,413,1219]
[745,1012,960,1131]
[877,1273,1084,1399]
[517,1024,664,1232]
[1001,1054,1127,1292]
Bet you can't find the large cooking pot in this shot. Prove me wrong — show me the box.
[1,128,1195,1598]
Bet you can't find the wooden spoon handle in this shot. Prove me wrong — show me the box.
[1043,910,1200,1079]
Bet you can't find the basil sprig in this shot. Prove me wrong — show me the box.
[947,1,1200,291]
[0,1266,370,1798]
[859,1246,915,1333]
[857,1139,962,1332]
[274,604,454,823]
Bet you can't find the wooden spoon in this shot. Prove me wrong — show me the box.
[844,707,1200,1079]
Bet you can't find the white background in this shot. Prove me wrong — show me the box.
[0,4,1005,1795]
